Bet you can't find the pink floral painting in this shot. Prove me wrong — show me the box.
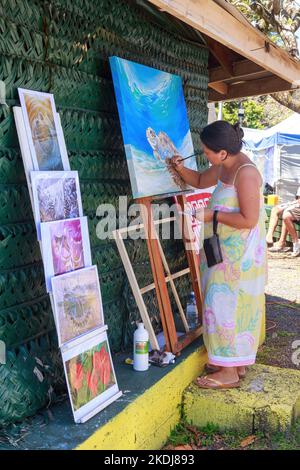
[50,219,84,275]
[41,216,91,292]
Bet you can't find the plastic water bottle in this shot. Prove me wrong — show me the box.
[133,323,149,371]
[186,292,198,329]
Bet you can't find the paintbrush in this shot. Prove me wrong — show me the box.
[177,152,201,162]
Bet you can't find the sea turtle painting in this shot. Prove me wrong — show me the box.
[110,57,197,198]
[146,127,186,190]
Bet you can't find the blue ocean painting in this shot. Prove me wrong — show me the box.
[110,57,197,198]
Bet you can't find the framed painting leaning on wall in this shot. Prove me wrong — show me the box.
[62,327,122,423]
[40,217,92,292]
[30,171,83,240]
[18,88,70,171]
[51,266,105,347]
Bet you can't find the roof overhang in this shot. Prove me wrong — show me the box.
[147,0,300,102]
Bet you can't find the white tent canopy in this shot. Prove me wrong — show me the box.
[244,113,300,142]
[243,113,300,201]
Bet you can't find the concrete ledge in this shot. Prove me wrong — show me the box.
[77,344,207,450]
[0,316,266,450]
[183,364,300,434]
[0,339,207,450]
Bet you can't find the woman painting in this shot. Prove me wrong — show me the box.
[172,121,267,389]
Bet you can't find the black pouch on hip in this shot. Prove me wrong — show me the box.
[203,210,223,268]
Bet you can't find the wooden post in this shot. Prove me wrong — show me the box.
[176,194,203,325]
[136,196,203,355]
[138,198,175,352]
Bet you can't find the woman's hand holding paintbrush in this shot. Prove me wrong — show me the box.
[178,152,200,162]
[170,152,204,191]
[171,152,200,171]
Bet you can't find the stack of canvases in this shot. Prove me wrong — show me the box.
[13,88,122,423]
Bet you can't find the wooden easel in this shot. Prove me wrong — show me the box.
[136,193,203,355]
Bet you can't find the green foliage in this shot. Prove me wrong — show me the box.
[229,1,300,55]
[217,95,292,129]
[228,1,300,114]
[168,423,191,446]
[218,100,264,128]
[165,419,300,450]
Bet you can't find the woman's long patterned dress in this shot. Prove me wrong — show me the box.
[200,174,267,367]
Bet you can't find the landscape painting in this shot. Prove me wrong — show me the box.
[18,88,70,171]
[109,56,197,198]
[41,217,92,292]
[62,329,122,423]
[51,266,104,346]
[31,171,83,239]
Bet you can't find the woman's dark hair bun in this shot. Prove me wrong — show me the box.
[200,120,244,155]
[233,122,244,141]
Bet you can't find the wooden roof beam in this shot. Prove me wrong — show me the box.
[209,59,265,83]
[208,76,293,102]
[208,81,228,95]
[148,0,300,86]
[206,37,233,76]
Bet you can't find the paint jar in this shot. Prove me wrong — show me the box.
[133,323,149,371]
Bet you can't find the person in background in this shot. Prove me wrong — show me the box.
[266,187,300,257]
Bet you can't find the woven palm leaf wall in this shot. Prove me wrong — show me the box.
[0,0,209,425]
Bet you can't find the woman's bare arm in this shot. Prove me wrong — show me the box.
[207,167,261,229]
[171,156,219,189]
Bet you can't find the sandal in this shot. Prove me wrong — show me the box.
[268,245,287,252]
[194,375,240,390]
[205,364,220,374]
[205,364,247,379]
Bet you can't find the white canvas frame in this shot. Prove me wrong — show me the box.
[30,170,83,240]
[13,106,35,207]
[51,266,105,347]
[18,88,70,172]
[112,215,203,350]
[62,326,122,424]
[40,216,92,292]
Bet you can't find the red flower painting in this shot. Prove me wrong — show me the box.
[86,370,99,397]
[93,346,111,386]
[66,340,115,411]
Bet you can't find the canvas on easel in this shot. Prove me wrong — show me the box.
[110,58,203,354]
[109,56,197,198]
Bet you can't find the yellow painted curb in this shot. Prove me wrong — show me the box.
[76,346,208,450]
[76,306,266,449]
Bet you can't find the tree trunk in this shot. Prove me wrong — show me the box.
[271,90,300,113]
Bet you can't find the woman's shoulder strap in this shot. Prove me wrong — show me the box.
[233,163,259,186]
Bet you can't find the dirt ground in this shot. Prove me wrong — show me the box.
[258,250,300,370]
